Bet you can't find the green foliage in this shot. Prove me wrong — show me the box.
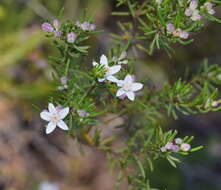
[113,0,221,56]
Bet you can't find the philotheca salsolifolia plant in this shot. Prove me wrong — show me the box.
[39,0,221,189]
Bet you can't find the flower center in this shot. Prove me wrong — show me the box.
[51,114,60,121]
[123,82,132,91]
[105,66,110,73]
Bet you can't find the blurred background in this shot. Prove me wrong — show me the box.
[0,0,221,190]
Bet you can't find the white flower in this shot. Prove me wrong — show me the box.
[40,103,69,134]
[93,54,121,83]
[116,74,143,101]
[185,0,201,21]
[39,181,59,190]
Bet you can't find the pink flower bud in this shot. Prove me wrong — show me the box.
[167,23,175,33]
[190,0,198,10]
[180,31,189,39]
[41,22,54,33]
[53,19,60,30]
[67,32,77,43]
[185,9,192,16]
[180,143,191,151]
[165,142,173,150]
[77,109,89,117]
[60,76,68,84]
[171,145,180,152]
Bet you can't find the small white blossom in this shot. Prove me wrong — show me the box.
[40,103,69,134]
[39,181,59,190]
[116,74,143,101]
[93,54,121,83]
[185,0,201,21]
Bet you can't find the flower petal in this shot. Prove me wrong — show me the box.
[48,103,56,113]
[106,75,118,83]
[116,80,124,87]
[40,111,51,121]
[46,122,57,134]
[124,74,133,83]
[116,88,125,97]
[100,55,108,66]
[57,120,69,130]
[126,91,135,101]
[58,107,69,119]
[131,83,143,91]
[98,78,106,82]
[108,65,121,75]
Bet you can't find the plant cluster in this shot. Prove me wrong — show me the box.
[40,0,221,189]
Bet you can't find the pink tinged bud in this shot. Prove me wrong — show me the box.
[67,32,77,43]
[212,101,219,107]
[175,138,182,145]
[190,0,198,10]
[60,76,68,84]
[165,142,173,150]
[185,9,192,16]
[53,19,60,29]
[171,145,180,152]
[54,30,62,37]
[191,11,201,21]
[180,143,191,151]
[160,147,167,152]
[42,22,54,33]
[166,23,175,33]
[77,109,89,117]
[180,31,189,39]
[89,24,96,30]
